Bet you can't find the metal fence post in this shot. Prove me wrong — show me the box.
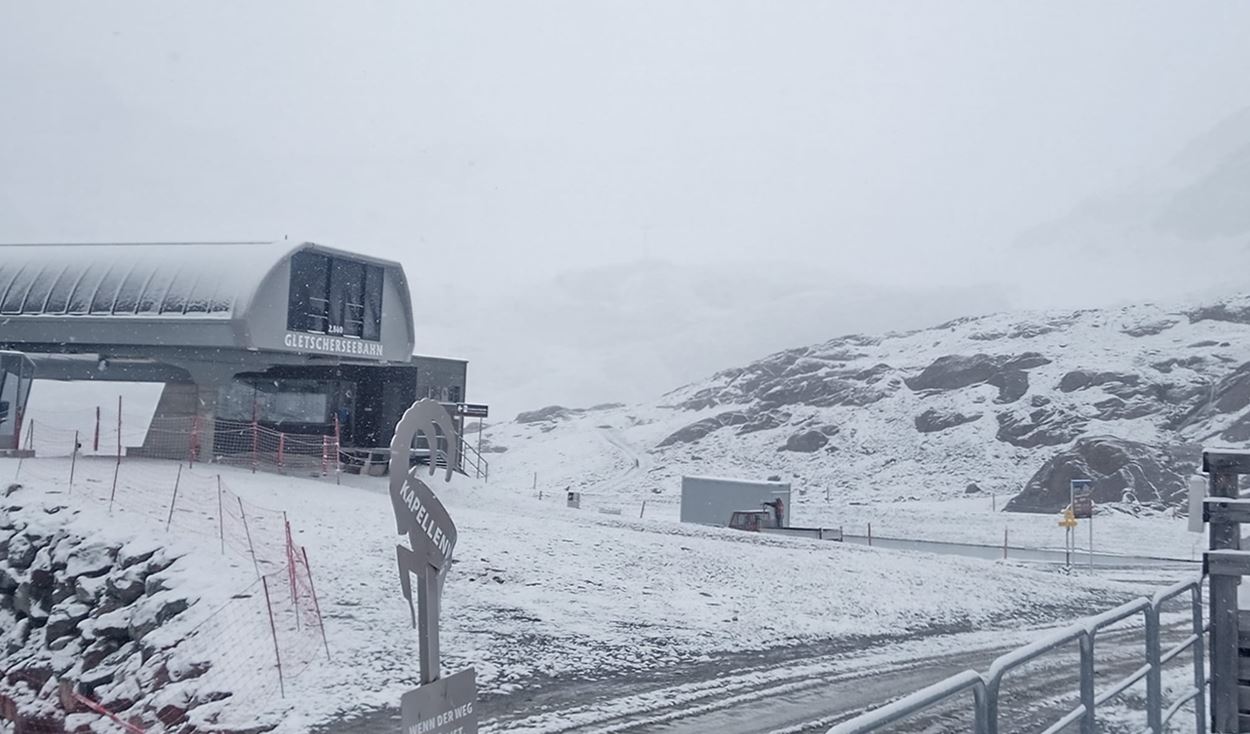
[1079,632,1096,734]
[984,679,1001,734]
[1193,582,1208,734]
[1146,603,1163,732]
[972,681,989,734]
[1208,467,1240,733]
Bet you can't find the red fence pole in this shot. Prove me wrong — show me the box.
[166,464,182,532]
[237,496,261,579]
[93,406,100,452]
[325,432,335,480]
[189,415,200,468]
[301,546,332,662]
[69,430,79,494]
[260,576,286,699]
[284,516,299,630]
[217,475,225,554]
[333,416,342,485]
[109,396,123,512]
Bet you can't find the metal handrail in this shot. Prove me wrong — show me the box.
[828,669,988,734]
[827,576,1206,734]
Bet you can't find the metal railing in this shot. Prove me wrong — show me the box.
[828,576,1207,734]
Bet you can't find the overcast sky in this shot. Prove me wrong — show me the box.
[4,3,1249,283]
[4,2,1250,412]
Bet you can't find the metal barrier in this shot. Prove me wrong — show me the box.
[828,577,1206,734]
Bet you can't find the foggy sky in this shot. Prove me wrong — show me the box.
[5,3,1249,284]
[4,2,1250,414]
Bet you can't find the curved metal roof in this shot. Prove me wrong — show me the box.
[0,241,297,318]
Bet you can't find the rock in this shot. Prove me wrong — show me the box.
[104,569,147,608]
[1006,436,1197,513]
[64,543,117,578]
[76,575,107,605]
[51,578,78,606]
[1094,397,1157,421]
[987,370,1029,403]
[15,581,49,624]
[995,408,1086,448]
[157,704,190,727]
[914,408,982,433]
[657,412,749,447]
[5,661,54,690]
[128,597,191,643]
[782,430,829,453]
[118,543,159,570]
[906,353,1049,396]
[143,573,172,597]
[49,635,75,651]
[7,534,36,570]
[78,664,119,693]
[1122,320,1177,337]
[965,483,983,494]
[906,354,1000,391]
[1003,353,1052,371]
[1058,370,1092,392]
[167,658,211,683]
[3,617,29,655]
[0,564,19,592]
[45,601,92,643]
[83,608,133,642]
[515,405,574,424]
[1186,303,1250,325]
[1152,356,1206,373]
[29,564,54,593]
[1030,394,1051,408]
[735,411,789,435]
[81,639,125,671]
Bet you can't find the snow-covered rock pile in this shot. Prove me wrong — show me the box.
[0,483,231,733]
[486,294,1250,514]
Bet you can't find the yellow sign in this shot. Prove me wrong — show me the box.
[1058,509,1077,529]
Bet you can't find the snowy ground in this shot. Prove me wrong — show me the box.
[481,410,1207,561]
[0,455,1182,732]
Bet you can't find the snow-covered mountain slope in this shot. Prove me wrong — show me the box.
[483,294,1250,516]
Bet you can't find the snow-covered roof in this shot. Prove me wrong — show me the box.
[0,241,296,318]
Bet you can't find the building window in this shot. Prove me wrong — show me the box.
[219,379,333,424]
[288,251,383,340]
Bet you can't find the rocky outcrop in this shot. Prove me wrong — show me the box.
[516,405,576,424]
[780,429,831,453]
[995,407,1086,448]
[1122,320,1177,337]
[657,412,749,447]
[0,499,209,733]
[676,347,894,412]
[905,353,1049,403]
[914,409,982,433]
[1186,303,1250,325]
[1006,436,1197,513]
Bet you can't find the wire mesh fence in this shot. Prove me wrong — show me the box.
[16,410,343,481]
[3,452,332,732]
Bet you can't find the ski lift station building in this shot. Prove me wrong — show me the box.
[0,241,475,467]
